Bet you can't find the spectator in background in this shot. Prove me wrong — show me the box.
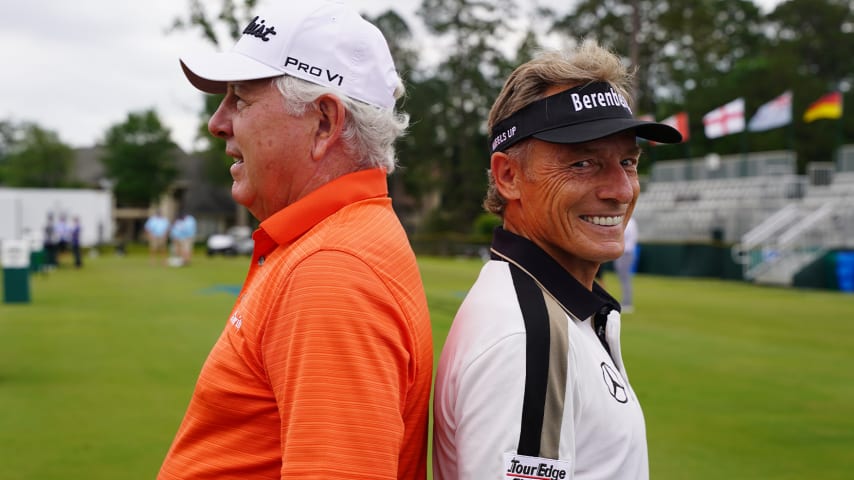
[169,213,197,266]
[70,216,83,268]
[614,216,639,313]
[168,215,186,267]
[54,213,71,265]
[43,213,58,269]
[144,210,169,265]
[159,2,432,479]
[179,213,196,265]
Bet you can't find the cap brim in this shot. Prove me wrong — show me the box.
[533,118,683,145]
[180,52,284,94]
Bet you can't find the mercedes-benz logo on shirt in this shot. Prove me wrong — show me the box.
[601,362,628,403]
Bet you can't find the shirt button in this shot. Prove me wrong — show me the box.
[258,256,265,266]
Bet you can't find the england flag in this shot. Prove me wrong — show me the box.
[703,98,745,139]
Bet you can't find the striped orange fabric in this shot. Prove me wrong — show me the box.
[159,169,433,479]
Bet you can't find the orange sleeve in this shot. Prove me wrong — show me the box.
[262,249,413,479]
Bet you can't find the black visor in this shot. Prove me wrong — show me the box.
[489,82,683,153]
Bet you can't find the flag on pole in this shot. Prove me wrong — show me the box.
[703,98,745,139]
[803,91,843,123]
[647,112,690,146]
[661,112,690,142]
[747,91,792,132]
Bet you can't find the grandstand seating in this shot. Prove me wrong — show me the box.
[635,146,854,285]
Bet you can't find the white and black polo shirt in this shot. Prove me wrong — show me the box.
[433,228,647,480]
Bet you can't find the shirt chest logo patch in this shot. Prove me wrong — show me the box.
[601,362,628,403]
[503,453,571,479]
[229,313,243,330]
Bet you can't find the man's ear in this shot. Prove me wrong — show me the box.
[491,151,522,201]
[311,94,346,160]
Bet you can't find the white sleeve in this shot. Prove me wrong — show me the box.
[435,332,528,480]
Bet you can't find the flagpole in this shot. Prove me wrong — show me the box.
[840,92,846,167]
[788,92,795,152]
[786,117,795,151]
[741,98,748,176]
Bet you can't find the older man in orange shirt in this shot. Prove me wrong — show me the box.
[158,3,432,479]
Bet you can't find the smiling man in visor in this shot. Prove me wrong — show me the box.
[433,41,682,480]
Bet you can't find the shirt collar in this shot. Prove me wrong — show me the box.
[252,168,388,253]
[489,226,620,320]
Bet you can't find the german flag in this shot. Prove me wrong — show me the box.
[803,91,843,123]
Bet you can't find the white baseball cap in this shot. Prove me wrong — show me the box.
[179,1,400,109]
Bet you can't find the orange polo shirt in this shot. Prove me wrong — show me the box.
[159,168,433,479]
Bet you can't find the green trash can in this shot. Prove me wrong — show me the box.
[2,240,31,304]
[30,249,45,274]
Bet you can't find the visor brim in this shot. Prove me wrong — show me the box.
[533,118,683,145]
[180,53,283,94]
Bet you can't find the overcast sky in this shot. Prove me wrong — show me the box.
[2,0,779,153]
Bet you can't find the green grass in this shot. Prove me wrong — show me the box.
[1,252,853,479]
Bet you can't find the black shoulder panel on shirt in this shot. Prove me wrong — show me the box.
[510,264,550,458]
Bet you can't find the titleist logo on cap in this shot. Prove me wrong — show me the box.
[242,16,277,41]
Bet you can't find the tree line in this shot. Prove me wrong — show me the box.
[1,0,852,236]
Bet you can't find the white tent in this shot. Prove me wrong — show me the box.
[0,188,113,248]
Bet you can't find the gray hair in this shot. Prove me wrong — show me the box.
[274,75,409,173]
[484,40,634,216]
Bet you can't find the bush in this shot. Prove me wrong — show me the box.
[472,212,502,237]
